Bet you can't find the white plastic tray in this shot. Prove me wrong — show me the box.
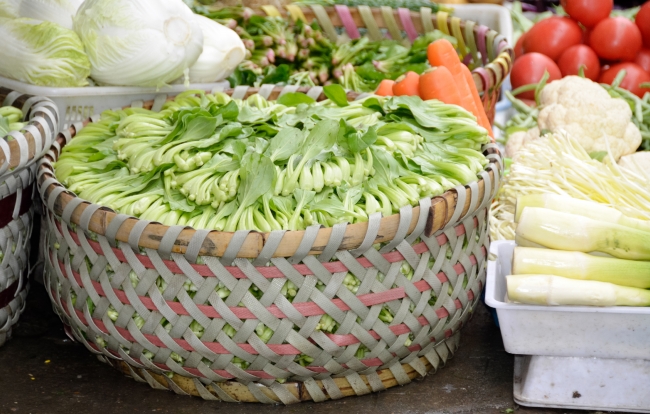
[514,355,650,412]
[0,76,230,131]
[485,240,650,360]
[451,4,513,46]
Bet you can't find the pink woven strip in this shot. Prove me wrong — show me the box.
[61,254,478,322]
[335,5,360,39]
[397,8,419,42]
[60,216,478,280]
[476,25,489,65]
[472,67,490,94]
[69,303,437,357]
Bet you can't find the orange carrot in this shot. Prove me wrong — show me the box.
[427,39,494,138]
[392,71,420,96]
[418,66,462,106]
[375,79,395,96]
[461,65,494,139]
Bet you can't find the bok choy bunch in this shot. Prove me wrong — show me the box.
[55,85,490,232]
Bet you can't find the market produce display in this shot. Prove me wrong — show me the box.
[510,0,650,99]
[191,4,457,92]
[0,0,245,87]
[505,194,650,307]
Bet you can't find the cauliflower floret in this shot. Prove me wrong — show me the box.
[505,127,540,158]
[536,76,641,161]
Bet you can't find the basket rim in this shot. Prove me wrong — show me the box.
[0,88,59,173]
[37,88,502,259]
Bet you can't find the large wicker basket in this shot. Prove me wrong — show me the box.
[39,84,503,403]
[0,89,58,346]
[235,4,512,123]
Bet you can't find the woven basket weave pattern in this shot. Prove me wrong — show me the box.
[38,85,503,402]
[0,90,59,347]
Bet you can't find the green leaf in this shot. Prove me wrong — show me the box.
[262,64,291,85]
[589,151,608,162]
[300,119,340,160]
[237,152,275,208]
[323,84,349,107]
[347,125,377,153]
[277,93,316,107]
[265,127,304,162]
[215,100,239,120]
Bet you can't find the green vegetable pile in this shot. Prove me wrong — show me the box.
[55,86,489,232]
[55,86,488,371]
[190,5,456,91]
[0,106,26,137]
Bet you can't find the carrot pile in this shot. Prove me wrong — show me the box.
[375,39,494,140]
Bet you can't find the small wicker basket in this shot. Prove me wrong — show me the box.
[0,88,58,346]
[242,4,513,122]
[39,85,503,403]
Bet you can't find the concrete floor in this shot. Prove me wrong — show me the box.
[0,284,627,414]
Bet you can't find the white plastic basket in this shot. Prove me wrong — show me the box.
[485,240,650,360]
[0,76,230,132]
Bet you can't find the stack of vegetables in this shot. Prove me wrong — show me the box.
[192,3,458,93]
[506,193,650,307]
[510,0,650,100]
[52,85,491,366]
[0,0,246,87]
[0,105,26,136]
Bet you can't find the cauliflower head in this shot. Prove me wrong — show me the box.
[505,127,540,158]
[537,76,642,161]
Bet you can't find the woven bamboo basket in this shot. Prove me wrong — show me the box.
[0,89,58,346]
[39,84,503,403]
[240,4,513,123]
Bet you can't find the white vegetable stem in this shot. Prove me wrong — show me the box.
[516,207,650,260]
[513,247,650,289]
[506,274,650,307]
[74,0,203,87]
[187,15,245,83]
[515,193,650,232]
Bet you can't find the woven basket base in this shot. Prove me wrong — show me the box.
[100,332,460,403]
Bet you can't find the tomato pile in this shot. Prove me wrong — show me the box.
[511,0,650,98]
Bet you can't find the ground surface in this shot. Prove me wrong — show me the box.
[0,284,629,414]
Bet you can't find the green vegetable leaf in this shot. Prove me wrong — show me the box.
[265,127,304,162]
[300,119,340,160]
[323,84,349,107]
[589,151,608,162]
[277,93,316,107]
[237,152,275,208]
[347,125,377,153]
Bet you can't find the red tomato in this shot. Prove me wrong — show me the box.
[636,48,650,73]
[557,45,601,80]
[637,2,650,48]
[514,34,526,60]
[561,0,612,28]
[589,17,643,62]
[510,53,562,100]
[599,63,650,98]
[523,17,583,61]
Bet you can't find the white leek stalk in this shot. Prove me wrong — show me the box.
[517,207,650,260]
[515,194,650,232]
[513,247,650,289]
[17,0,84,30]
[506,274,650,307]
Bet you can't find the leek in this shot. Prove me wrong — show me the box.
[517,207,650,261]
[513,247,650,289]
[507,274,650,307]
[515,194,650,232]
